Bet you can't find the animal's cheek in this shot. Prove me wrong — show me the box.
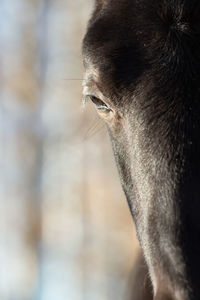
[103,111,124,135]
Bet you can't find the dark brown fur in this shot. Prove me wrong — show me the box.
[82,1,200,299]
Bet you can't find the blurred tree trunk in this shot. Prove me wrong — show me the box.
[0,0,46,298]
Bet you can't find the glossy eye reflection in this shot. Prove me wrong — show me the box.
[87,95,111,112]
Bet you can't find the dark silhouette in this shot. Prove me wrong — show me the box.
[82,1,200,299]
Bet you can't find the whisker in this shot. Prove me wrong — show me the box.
[83,118,105,141]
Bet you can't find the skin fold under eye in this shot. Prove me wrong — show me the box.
[87,95,112,112]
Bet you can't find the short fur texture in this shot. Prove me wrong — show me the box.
[82,1,200,299]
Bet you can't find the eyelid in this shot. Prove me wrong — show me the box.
[83,84,105,103]
[87,95,111,111]
[82,83,113,110]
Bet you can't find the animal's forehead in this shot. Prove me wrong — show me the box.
[83,0,144,59]
[82,0,156,95]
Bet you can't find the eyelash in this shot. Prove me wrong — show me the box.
[87,95,111,112]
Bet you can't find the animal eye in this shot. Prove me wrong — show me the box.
[87,95,111,112]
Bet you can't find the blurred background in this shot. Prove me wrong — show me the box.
[0,0,141,299]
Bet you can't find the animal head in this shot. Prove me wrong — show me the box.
[82,1,200,299]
